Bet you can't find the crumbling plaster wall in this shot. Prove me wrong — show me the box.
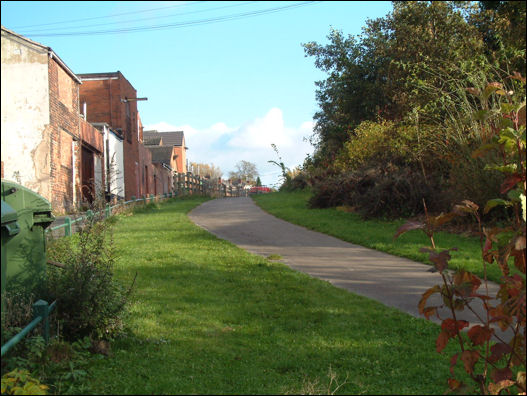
[1,33,51,199]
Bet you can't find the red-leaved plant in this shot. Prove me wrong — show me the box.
[395,78,525,394]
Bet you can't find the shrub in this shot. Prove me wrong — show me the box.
[308,166,443,219]
[395,81,526,394]
[1,369,48,395]
[46,217,131,341]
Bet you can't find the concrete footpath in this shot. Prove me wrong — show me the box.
[188,197,512,342]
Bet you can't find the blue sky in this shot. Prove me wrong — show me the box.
[1,1,393,186]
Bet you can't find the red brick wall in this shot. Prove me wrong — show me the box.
[48,57,81,214]
[79,72,149,200]
[80,118,103,153]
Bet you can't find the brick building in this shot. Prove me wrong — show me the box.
[77,71,169,199]
[143,130,187,174]
[1,26,104,213]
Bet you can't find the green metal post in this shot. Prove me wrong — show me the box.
[64,216,71,236]
[33,300,49,343]
[105,204,111,218]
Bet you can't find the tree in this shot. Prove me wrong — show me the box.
[189,162,222,180]
[255,177,262,187]
[228,160,259,184]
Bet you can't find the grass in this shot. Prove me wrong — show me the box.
[252,190,508,284]
[77,196,472,395]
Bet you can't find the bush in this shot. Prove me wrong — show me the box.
[46,218,130,341]
[308,166,442,219]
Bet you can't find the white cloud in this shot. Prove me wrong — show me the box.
[145,108,314,187]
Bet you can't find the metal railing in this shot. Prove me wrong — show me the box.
[1,299,56,357]
[45,192,177,238]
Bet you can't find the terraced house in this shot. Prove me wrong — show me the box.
[1,26,183,212]
[1,26,104,214]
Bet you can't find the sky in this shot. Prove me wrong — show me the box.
[1,1,393,187]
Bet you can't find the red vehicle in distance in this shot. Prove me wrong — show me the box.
[248,186,272,194]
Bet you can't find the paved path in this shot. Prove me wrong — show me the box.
[189,197,512,341]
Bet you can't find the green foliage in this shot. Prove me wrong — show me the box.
[302,1,525,219]
[395,84,526,394]
[1,369,48,395]
[46,218,131,341]
[1,291,36,345]
[229,160,259,184]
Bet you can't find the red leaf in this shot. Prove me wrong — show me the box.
[490,367,513,383]
[450,353,458,376]
[500,174,523,194]
[436,331,450,353]
[394,221,424,240]
[488,343,512,363]
[429,249,456,273]
[422,306,438,320]
[467,325,494,346]
[452,200,479,216]
[430,212,457,227]
[419,285,440,315]
[453,271,482,296]
[448,378,462,390]
[442,318,469,337]
[460,350,480,374]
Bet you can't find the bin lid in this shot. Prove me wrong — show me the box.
[1,200,20,236]
[1,179,55,226]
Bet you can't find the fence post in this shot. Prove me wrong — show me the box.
[33,300,50,343]
[64,216,71,236]
[105,204,111,218]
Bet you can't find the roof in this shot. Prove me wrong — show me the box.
[143,130,184,147]
[144,137,163,146]
[147,146,175,164]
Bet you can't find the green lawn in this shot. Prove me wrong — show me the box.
[252,190,506,284]
[79,197,471,395]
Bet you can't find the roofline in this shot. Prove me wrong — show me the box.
[2,26,82,84]
[77,72,120,81]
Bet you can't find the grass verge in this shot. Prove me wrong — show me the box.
[252,190,506,284]
[79,196,471,395]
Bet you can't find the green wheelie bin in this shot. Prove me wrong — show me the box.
[1,179,55,300]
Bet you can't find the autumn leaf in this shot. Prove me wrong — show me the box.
[467,325,494,346]
[488,343,512,363]
[393,221,424,240]
[436,330,450,353]
[419,285,441,315]
[490,367,513,383]
[429,249,457,273]
[500,173,524,194]
[441,318,469,337]
[488,380,515,395]
[460,350,480,374]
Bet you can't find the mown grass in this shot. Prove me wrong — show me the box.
[79,197,472,395]
[252,190,507,284]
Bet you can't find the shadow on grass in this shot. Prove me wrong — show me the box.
[84,197,469,395]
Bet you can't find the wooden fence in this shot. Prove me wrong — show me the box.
[173,172,248,198]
